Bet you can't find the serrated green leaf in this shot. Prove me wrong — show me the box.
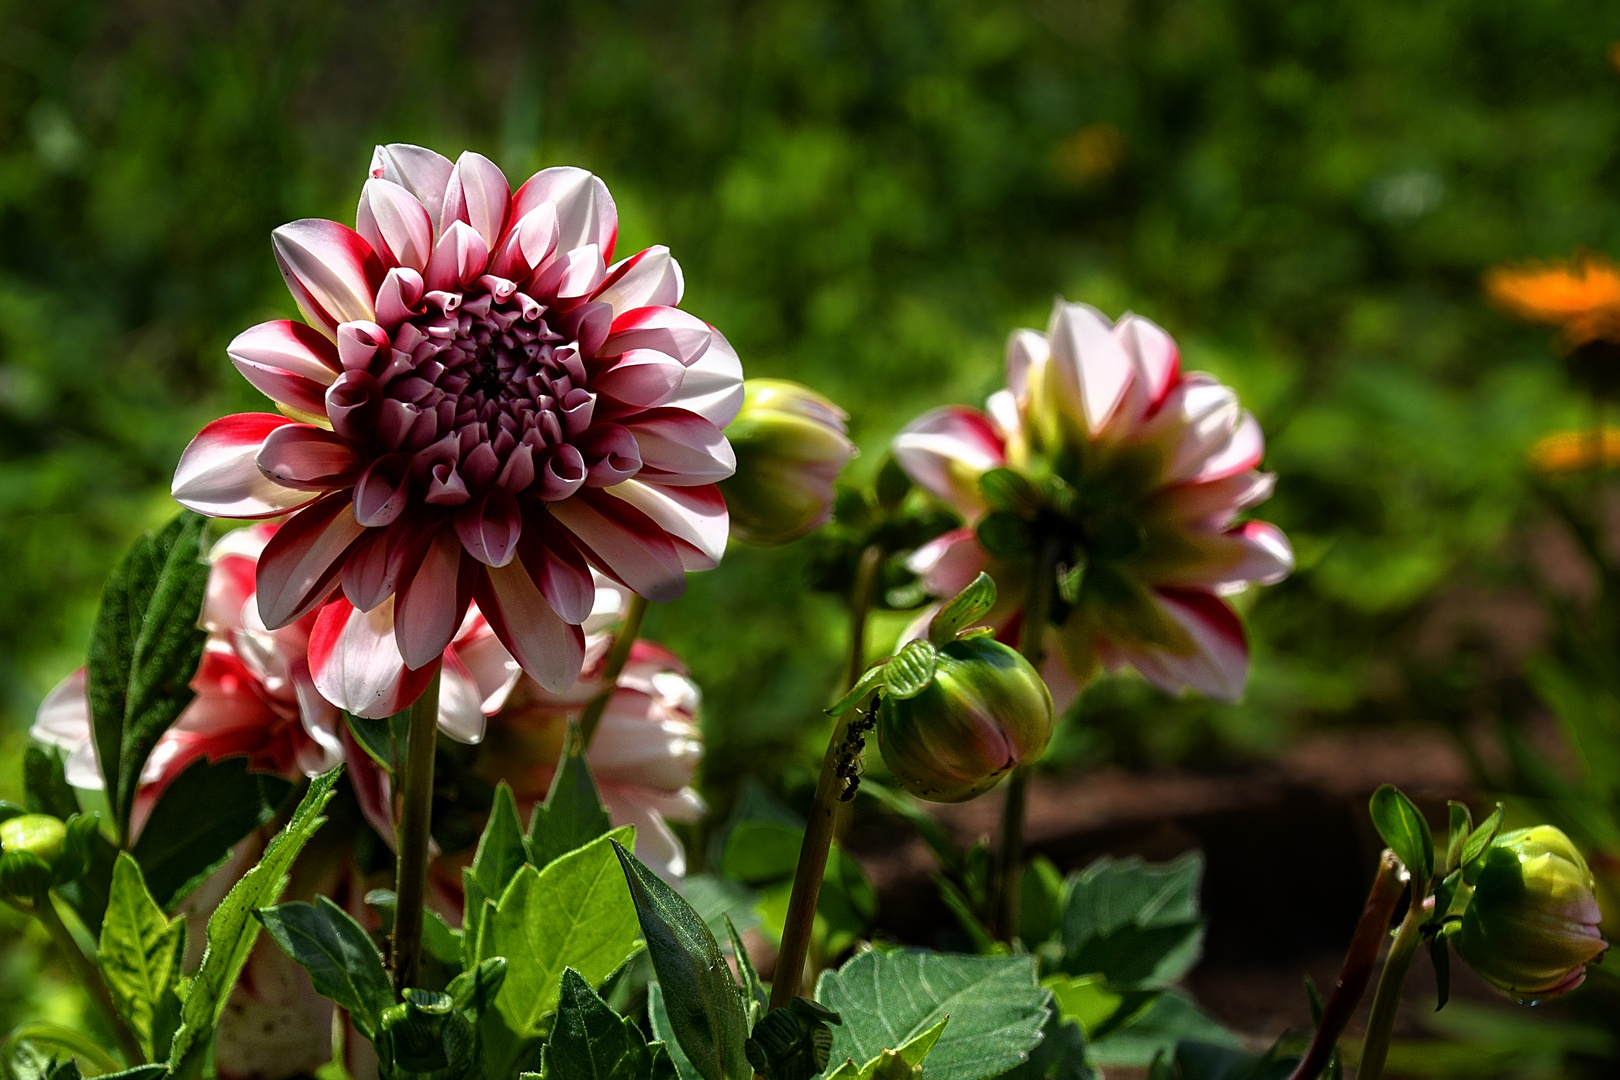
[98,854,185,1062]
[542,967,664,1080]
[824,1016,947,1080]
[999,1009,1092,1080]
[1044,974,1123,1037]
[471,782,528,903]
[1086,991,1240,1068]
[615,841,750,1080]
[86,511,210,841]
[1459,803,1505,871]
[1057,853,1205,987]
[57,826,119,938]
[882,640,938,699]
[167,765,341,1080]
[23,746,79,820]
[527,740,613,870]
[816,951,1048,1080]
[478,827,642,1078]
[131,757,291,911]
[254,896,394,1038]
[1020,856,1066,946]
[927,572,999,647]
[1369,785,1433,887]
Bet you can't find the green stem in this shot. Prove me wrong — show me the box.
[391,670,441,997]
[579,593,650,748]
[994,534,1063,941]
[27,896,143,1065]
[847,544,884,689]
[1358,890,1429,1080]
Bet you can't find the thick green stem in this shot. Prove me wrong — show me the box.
[847,544,884,689]
[579,593,649,748]
[391,671,441,997]
[1357,891,1428,1080]
[994,534,1063,941]
[1286,850,1405,1080]
[30,895,143,1064]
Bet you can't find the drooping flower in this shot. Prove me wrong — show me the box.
[171,145,743,710]
[892,300,1292,704]
[720,378,857,545]
[1487,254,1620,398]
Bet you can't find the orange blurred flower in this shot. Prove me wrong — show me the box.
[1529,428,1620,475]
[1486,255,1620,343]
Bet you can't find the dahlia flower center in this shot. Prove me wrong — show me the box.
[331,278,637,521]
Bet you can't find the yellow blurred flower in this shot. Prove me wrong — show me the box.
[1528,428,1620,474]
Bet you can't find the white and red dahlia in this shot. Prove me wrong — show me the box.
[171,145,742,706]
[893,300,1292,704]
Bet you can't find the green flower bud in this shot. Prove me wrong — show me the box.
[1457,825,1608,1000]
[0,814,68,900]
[877,636,1054,802]
[721,379,857,546]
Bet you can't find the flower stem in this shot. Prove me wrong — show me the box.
[390,670,441,997]
[26,895,144,1064]
[847,544,884,688]
[1357,886,1429,1080]
[1285,850,1406,1080]
[579,593,649,748]
[994,533,1062,941]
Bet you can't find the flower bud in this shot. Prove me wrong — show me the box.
[1456,825,1609,1000]
[0,814,69,900]
[877,636,1053,802]
[721,379,856,546]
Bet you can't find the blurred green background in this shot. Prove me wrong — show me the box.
[6,0,1620,1063]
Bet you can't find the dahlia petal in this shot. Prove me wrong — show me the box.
[595,794,686,882]
[441,152,511,251]
[437,649,488,744]
[478,560,587,692]
[524,515,596,624]
[32,668,90,750]
[173,414,317,519]
[455,489,522,568]
[1152,376,1243,481]
[492,203,561,280]
[229,320,341,390]
[335,320,391,373]
[985,389,1022,444]
[595,246,684,316]
[674,326,745,427]
[376,266,427,325]
[608,481,728,570]
[536,243,606,301]
[594,348,686,410]
[1159,470,1277,528]
[538,444,587,501]
[891,405,1005,519]
[341,520,429,612]
[291,674,345,775]
[447,617,521,714]
[1005,328,1049,402]
[510,166,618,259]
[1186,412,1265,484]
[549,491,687,603]
[600,306,713,364]
[577,424,643,487]
[626,409,736,485]
[425,220,491,293]
[271,219,382,338]
[393,527,469,669]
[906,527,989,597]
[256,424,361,490]
[1218,521,1294,590]
[369,144,455,234]
[325,370,383,442]
[1048,301,1133,436]
[356,179,435,273]
[1116,314,1179,415]
[308,598,437,719]
[1120,590,1249,702]
[256,496,367,628]
[353,454,411,528]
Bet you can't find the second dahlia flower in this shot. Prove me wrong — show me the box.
[893,300,1292,704]
[171,144,743,708]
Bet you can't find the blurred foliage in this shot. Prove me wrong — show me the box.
[3,0,1620,838]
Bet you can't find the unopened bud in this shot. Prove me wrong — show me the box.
[1457,825,1608,1000]
[721,379,857,546]
[0,814,68,900]
[877,636,1053,803]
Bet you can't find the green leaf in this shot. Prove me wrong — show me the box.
[1020,856,1066,946]
[816,950,1049,1080]
[254,896,394,1038]
[1368,785,1433,887]
[131,757,291,910]
[723,916,767,1018]
[23,747,78,820]
[365,889,463,991]
[1459,803,1505,871]
[649,982,704,1080]
[343,712,410,776]
[86,511,210,841]
[1044,975,1123,1037]
[57,827,119,938]
[98,854,185,1062]
[1057,853,1205,988]
[824,1017,947,1080]
[976,511,1033,558]
[542,967,664,1080]
[469,782,528,906]
[1087,993,1240,1068]
[1000,1009,1092,1080]
[614,840,750,1080]
[167,765,341,1080]
[882,640,937,700]
[927,572,998,647]
[1430,932,1451,1012]
[527,738,613,870]
[478,827,642,1078]
[1444,802,1472,875]
[744,999,841,1080]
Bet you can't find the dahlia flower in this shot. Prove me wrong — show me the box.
[893,300,1292,703]
[171,144,743,710]
[31,526,342,834]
